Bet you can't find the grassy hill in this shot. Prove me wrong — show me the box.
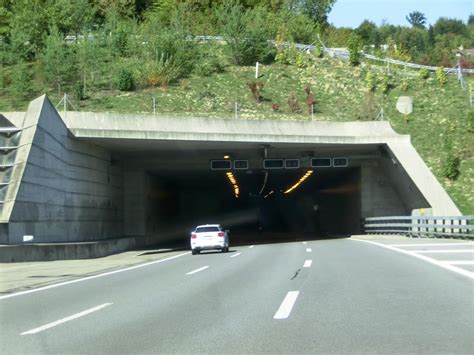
[1,52,473,214]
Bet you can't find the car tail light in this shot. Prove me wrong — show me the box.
[191,233,197,239]
[217,232,225,237]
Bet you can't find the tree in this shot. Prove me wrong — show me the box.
[406,11,426,28]
[40,27,75,95]
[347,32,362,66]
[433,17,467,37]
[355,20,377,46]
[289,0,337,29]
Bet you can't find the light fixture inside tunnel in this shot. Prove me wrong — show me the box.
[226,172,240,198]
[264,190,274,199]
[284,170,314,194]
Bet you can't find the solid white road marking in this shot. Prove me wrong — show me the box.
[306,248,312,252]
[249,245,255,249]
[351,239,474,279]
[412,250,474,254]
[388,243,474,247]
[186,266,209,275]
[441,261,474,265]
[230,253,241,258]
[274,291,299,319]
[21,303,112,335]
[303,260,312,268]
[0,252,191,301]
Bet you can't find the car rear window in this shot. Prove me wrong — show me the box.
[195,226,220,233]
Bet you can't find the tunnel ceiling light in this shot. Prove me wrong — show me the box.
[284,170,313,194]
[226,172,240,198]
[224,155,230,159]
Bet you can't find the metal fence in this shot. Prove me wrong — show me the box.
[364,216,474,239]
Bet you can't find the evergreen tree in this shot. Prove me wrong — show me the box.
[406,11,427,28]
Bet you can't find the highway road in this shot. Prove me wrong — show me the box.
[1,237,473,354]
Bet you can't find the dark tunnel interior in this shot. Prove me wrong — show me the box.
[146,167,361,246]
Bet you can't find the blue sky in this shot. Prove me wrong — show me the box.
[328,0,473,28]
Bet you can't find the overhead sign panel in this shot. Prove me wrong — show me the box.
[210,160,232,170]
[311,158,332,168]
[333,157,348,167]
[285,159,300,169]
[263,159,284,169]
[233,160,249,170]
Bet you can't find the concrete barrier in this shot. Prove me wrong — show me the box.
[0,236,159,262]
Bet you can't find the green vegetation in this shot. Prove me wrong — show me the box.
[0,1,473,214]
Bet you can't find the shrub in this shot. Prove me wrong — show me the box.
[400,78,409,91]
[419,69,430,79]
[143,54,180,88]
[304,84,316,114]
[444,154,460,180]
[117,68,135,91]
[247,80,264,102]
[365,72,376,91]
[378,73,392,94]
[73,81,85,100]
[436,67,447,85]
[347,33,362,66]
[288,93,300,113]
[194,56,225,77]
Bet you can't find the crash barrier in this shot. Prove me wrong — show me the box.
[363,215,474,239]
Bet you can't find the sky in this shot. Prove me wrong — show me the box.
[328,0,473,28]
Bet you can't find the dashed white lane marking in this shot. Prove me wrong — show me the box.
[303,260,312,268]
[389,243,474,247]
[249,245,255,249]
[441,261,474,265]
[412,250,474,254]
[274,291,299,319]
[0,252,191,301]
[302,242,307,245]
[21,303,113,335]
[306,248,312,252]
[230,253,241,258]
[351,239,474,279]
[186,266,209,275]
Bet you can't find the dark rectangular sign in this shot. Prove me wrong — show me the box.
[210,160,232,170]
[263,159,284,169]
[333,157,348,167]
[311,158,332,167]
[285,159,300,169]
[233,160,249,170]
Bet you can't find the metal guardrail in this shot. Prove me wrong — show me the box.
[364,216,474,239]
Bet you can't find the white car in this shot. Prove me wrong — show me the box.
[191,224,229,255]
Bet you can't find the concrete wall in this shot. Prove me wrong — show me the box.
[2,96,123,244]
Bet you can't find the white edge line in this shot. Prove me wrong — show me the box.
[303,260,312,268]
[351,239,474,279]
[0,252,191,301]
[440,261,474,265]
[230,252,241,258]
[186,266,209,275]
[306,248,312,252]
[411,250,474,254]
[273,291,299,319]
[21,303,113,335]
[388,243,474,247]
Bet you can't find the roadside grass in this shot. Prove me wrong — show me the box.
[0,54,472,214]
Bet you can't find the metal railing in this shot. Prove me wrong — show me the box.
[364,216,474,239]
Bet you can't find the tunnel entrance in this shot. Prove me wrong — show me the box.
[146,167,361,245]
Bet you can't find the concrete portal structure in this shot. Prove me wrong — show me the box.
[0,95,461,249]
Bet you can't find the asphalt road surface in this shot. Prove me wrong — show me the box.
[1,237,473,354]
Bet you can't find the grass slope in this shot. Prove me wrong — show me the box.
[1,55,472,214]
